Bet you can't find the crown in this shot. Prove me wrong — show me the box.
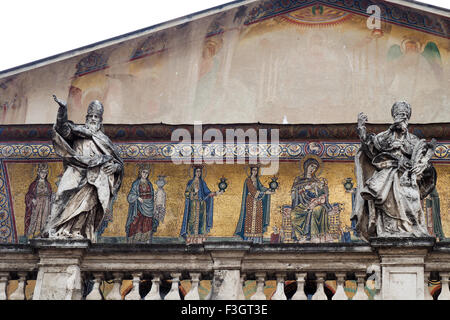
[37,163,49,172]
[138,163,151,171]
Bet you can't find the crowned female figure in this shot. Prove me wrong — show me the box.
[234,165,274,244]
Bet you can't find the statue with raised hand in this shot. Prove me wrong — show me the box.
[351,102,437,240]
[43,95,124,242]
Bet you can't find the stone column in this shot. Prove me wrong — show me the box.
[125,272,142,300]
[205,241,250,300]
[105,272,123,300]
[184,272,201,300]
[251,272,267,300]
[352,272,368,300]
[145,273,162,300]
[9,272,27,300]
[31,239,89,300]
[85,272,104,300]
[272,273,287,300]
[291,273,307,300]
[0,272,9,300]
[164,273,181,300]
[371,237,435,300]
[311,272,328,300]
[438,272,450,300]
[332,272,348,300]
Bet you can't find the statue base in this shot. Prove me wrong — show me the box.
[370,237,435,300]
[30,238,90,300]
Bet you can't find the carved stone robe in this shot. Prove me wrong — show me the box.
[351,126,436,240]
[45,106,123,241]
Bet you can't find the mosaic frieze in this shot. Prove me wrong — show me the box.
[1,145,448,245]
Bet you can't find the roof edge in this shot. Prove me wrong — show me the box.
[386,0,450,17]
[0,0,251,78]
[0,0,448,78]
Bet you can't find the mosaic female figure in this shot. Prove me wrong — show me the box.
[290,156,334,242]
[234,166,274,244]
[180,166,222,244]
[126,164,156,243]
[24,163,53,238]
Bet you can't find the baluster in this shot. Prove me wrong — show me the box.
[250,272,266,300]
[105,272,123,300]
[145,273,162,300]
[332,272,347,300]
[291,272,307,300]
[125,273,142,300]
[237,273,246,300]
[424,272,433,300]
[164,273,181,300]
[185,273,201,300]
[0,272,9,300]
[352,272,368,300]
[438,272,450,300]
[311,272,327,300]
[272,273,287,300]
[9,273,27,300]
[85,272,104,300]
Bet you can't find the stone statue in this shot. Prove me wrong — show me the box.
[351,101,437,240]
[43,95,124,242]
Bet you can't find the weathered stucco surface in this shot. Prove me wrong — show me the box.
[0,1,448,125]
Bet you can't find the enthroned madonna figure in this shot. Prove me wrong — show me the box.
[290,156,337,243]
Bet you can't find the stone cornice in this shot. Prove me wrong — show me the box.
[0,123,448,142]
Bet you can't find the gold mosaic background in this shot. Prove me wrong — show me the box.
[6,161,450,239]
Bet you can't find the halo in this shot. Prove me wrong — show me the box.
[134,162,152,179]
[400,38,423,54]
[299,154,323,177]
[188,164,207,179]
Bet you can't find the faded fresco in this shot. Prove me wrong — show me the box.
[4,158,449,244]
[0,1,448,125]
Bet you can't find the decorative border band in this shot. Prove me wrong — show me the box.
[245,0,449,38]
[0,141,448,162]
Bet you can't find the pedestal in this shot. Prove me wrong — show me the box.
[204,240,250,300]
[371,237,435,300]
[30,239,90,300]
